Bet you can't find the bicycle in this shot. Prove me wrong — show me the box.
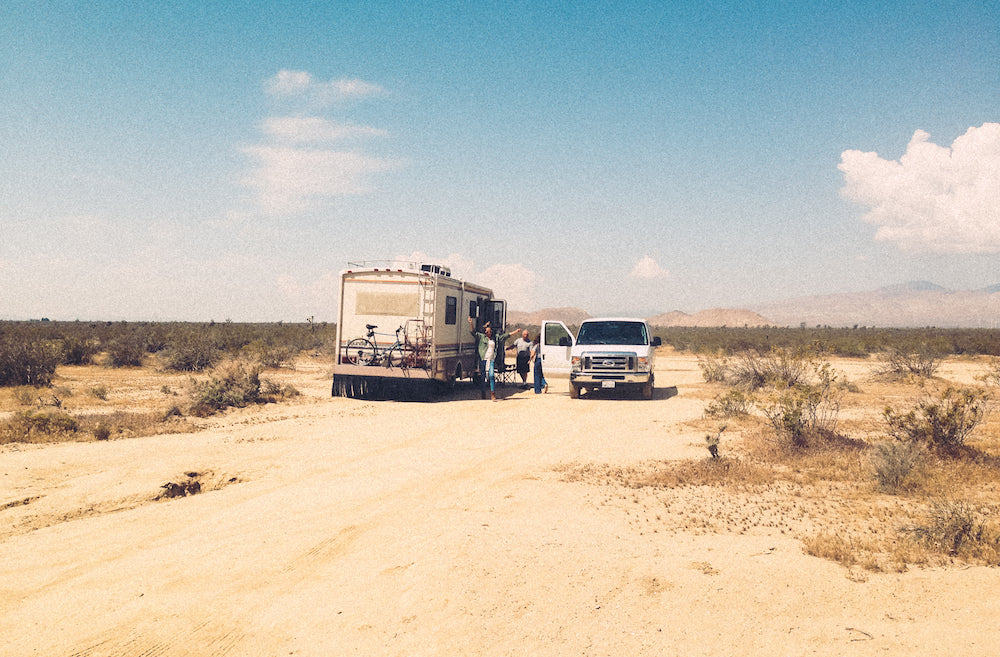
[345,324,416,368]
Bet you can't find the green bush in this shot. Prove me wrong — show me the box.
[883,387,988,452]
[0,335,61,387]
[759,363,843,448]
[161,334,220,372]
[60,336,100,365]
[103,335,146,368]
[704,388,753,419]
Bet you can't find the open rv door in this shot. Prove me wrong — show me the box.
[539,320,575,376]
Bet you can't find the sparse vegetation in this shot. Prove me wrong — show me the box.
[871,440,925,493]
[883,386,989,453]
[874,342,946,379]
[704,388,753,419]
[0,334,61,387]
[565,346,1000,573]
[903,500,1000,561]
[188,360,299,417]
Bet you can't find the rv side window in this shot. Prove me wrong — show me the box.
[445,296,457,324]
[469,300,477,319]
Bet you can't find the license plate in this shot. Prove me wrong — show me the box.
[601,381,616,389]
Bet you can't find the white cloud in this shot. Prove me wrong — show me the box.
[265,70,385,105]
[477,263,539,311]
[839,123,1000,253]
[241,145,398,214]
[242,71,397,214]
[628,255,669,280]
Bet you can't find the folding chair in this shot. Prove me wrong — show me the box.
[495,356,518,387]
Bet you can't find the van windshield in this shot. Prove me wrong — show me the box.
[576,321,648,346]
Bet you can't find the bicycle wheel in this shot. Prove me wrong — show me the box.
[387,345,413,368]
[346,338,376,365]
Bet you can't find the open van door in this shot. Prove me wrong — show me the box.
[539,320,575,377]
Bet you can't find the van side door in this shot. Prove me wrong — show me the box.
[538,320,575,376]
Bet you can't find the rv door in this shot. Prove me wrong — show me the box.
[539,320,575,376]
[485,300,506,332]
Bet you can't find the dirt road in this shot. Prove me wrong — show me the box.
[3,357,1000,656]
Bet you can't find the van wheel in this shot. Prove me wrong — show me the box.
[569,382,580,399]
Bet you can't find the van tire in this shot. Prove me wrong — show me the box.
[569,382,580,399]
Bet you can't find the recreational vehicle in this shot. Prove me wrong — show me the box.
[332,261,506,398]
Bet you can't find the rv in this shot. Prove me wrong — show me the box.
[332,261,506,398]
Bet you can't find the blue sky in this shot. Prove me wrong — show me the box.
[2,1,998,321]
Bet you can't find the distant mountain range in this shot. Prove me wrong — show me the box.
[752,281,1000,328]
[509,282,1000,329]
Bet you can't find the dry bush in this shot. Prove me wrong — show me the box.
[728,348,813,391]
[758,363,844,448]
[188,360,299,416]
[883,386,989,453]
[697,353,730,383]
[0,407,194,445]
[977,358,1000,387]
[873,344,945,379]
[0,409,79,444]
[871,440,925,493]
[242,340,297,369]
[902,500,1000,563]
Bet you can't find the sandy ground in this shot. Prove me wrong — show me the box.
[3,354,1000,656]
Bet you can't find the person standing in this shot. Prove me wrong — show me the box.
[531,333,548,394]
[468,317,519,401]
[512,329,533,387]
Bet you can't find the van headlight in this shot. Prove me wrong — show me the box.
[637,357,650,372]
[571,356,581,372]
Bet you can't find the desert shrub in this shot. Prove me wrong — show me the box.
[0,335,61,387]
[60,336,100,365]
[243,340,296,369]
[103,335,146,368]
[697,353,730,383]
[758,363,843,448]
[883,387,989,452]
[188,361,265,416]
[803,533,858,568]
[872,440,924,493]
[161,334,220,372]
[874,343,945,379]
[902,499,1000,560]
[93,422,111,441]
[0,409,79,444]
[89,385,109,401]
[704,388,753,418]
[977,358,1000,387]
[728,348,812,391]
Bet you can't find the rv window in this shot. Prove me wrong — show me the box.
[469,300,477,318]
[445,296,457,324]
